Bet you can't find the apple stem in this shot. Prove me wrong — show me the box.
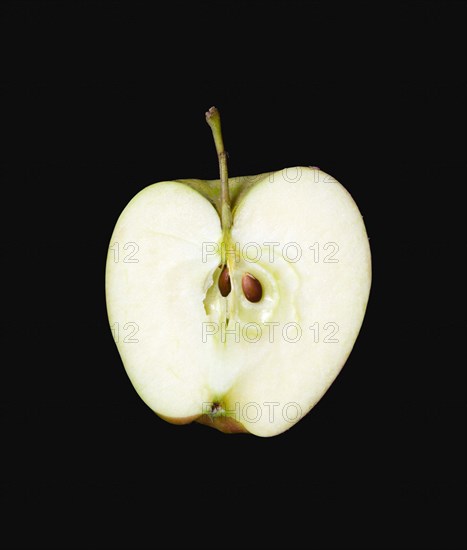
[206,106,232,230]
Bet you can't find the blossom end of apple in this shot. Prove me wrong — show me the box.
[196,413,249,434]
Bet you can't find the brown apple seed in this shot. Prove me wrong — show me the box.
[218,265,231,297]
[242,273,263,303]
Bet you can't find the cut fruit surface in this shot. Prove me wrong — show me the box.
[106,167,371,437]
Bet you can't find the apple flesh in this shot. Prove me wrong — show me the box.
[106,165,371,437]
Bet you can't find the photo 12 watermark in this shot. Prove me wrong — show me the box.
[201,321,340,344]
[202,241,340,264]
[108,242,140,263]
[202,400,303,424]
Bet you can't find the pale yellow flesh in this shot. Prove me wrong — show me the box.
[105,167,372,437]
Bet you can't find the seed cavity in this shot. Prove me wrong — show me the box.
[242,273,263,303]
[218,265,231,297]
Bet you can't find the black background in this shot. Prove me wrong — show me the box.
[1,1,465,548]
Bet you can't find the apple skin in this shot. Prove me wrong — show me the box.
[176,172,268,220]
[158,413,248,434]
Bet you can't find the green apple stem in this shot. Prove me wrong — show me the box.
[206,106,232,230]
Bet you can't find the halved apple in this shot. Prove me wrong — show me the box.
[105,107,371,437]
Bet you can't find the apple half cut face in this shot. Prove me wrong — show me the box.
[105,111,371,437]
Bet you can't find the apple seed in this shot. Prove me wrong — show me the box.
[218,265,231,297]
[242,273,263,303]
